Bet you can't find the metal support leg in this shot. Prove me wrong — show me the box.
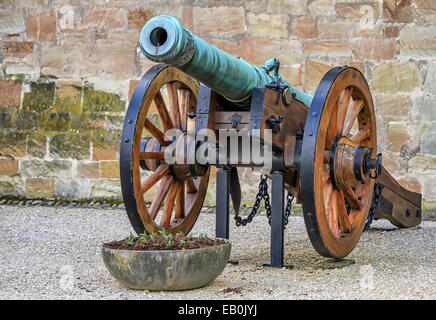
[264,172,293,269]
[216,168,230,239]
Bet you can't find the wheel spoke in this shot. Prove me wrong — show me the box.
[337,190,352,233]
[160,181,179,228]
[186,177,197,193]
[323,150,331,164]
[329,189,340,238]
[141,164,170,194]
[175,182,185,219]
[343,186,361,211]
[167,82,181,129]
[326,106,338,147]
[343,99,363,136]
[154,91,174,132]
[149,175,173,219]
[139,151,164,159]
[350,128,369,144]
[143,119,170,146]
[179,89,190,131]
[337,87,353,135]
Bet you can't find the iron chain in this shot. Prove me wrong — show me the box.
[364,182,383,231]
[235,175,293,227]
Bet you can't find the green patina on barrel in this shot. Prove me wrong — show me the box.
[140,15,313,107]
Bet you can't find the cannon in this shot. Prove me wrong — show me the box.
[120,15,422,266]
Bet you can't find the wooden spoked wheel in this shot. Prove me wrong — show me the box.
[300,67,377,259]
[120,64,210,235]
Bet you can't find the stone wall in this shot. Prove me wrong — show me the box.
[0,0,436,210]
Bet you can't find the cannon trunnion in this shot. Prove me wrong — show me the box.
[120,15,422,266]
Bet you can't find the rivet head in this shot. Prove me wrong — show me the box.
[124,138,130,143]
[128,119,133,124]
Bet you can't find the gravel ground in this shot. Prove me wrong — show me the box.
[0,205,434,300]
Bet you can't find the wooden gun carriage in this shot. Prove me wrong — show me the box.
[120,15,422,267]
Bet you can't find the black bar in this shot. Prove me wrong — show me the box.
[216,168,230,239]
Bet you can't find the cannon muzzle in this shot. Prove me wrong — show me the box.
[140,15,312,107]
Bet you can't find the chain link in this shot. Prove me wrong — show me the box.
[364,182,384,231]
[235,175,293,227]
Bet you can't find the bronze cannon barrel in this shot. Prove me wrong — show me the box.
[139,15,313,107]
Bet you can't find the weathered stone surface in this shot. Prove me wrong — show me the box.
[387,123,410,153]
[308,0,335,16]
[16,110,39,130]
[39,112,71,131]
[77,161,100,179]
[409,155,436,175]
[292,17,317,39]
[20,159,72,178]
[92,146,117,161]
[41,45,136,79]
[60,29,93,44]
[0,9,25,34]
[3,53,39,75]
[26,178,55,198]
[0,109,14,128]
[105,115,124,131]
[422,177,436,201]
[26,9,57,42]
[371,63,421,93]
[413,94,436,122]
[82,8,126,29]
[82,86,125,113]
[383,0,415,23]
[247,13,288,38]
[91,179,122,200]
[381,151,402,173]
[0,80,21,107]
[3,41,34,54]
[423,61,436,95]
[303,41,352,56]
[239,38,302,66]
[54,82,82,113]
[70,113,106,130]
[26,131,46,158]
[421,124,436,155]
[127,8,153,29]
[335,2,380,20]
[304,59,331,91]
[0,159,19,175]
[376,95,411,122]
[400,26,436,58]
[50,133,90,160]
[268,0,307,15]
[353,39,396,60]
[58,5,75,30]
[193,6,245,37]
[415,0,436,23]
[0,176,25,197]
[55,179,91,199]
[383,25,400,38]
[90,130,121,150]
[318,22,357,39]
[0,131,26,158]
[100,161,120,178]
[22,82,55,111]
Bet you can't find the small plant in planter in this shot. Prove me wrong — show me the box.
[102,230,231,291]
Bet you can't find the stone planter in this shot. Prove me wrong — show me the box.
[102,239,231,291]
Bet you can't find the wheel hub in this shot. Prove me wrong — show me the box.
[330,136,381,190]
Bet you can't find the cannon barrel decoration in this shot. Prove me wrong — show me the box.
[120,15,422,266]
